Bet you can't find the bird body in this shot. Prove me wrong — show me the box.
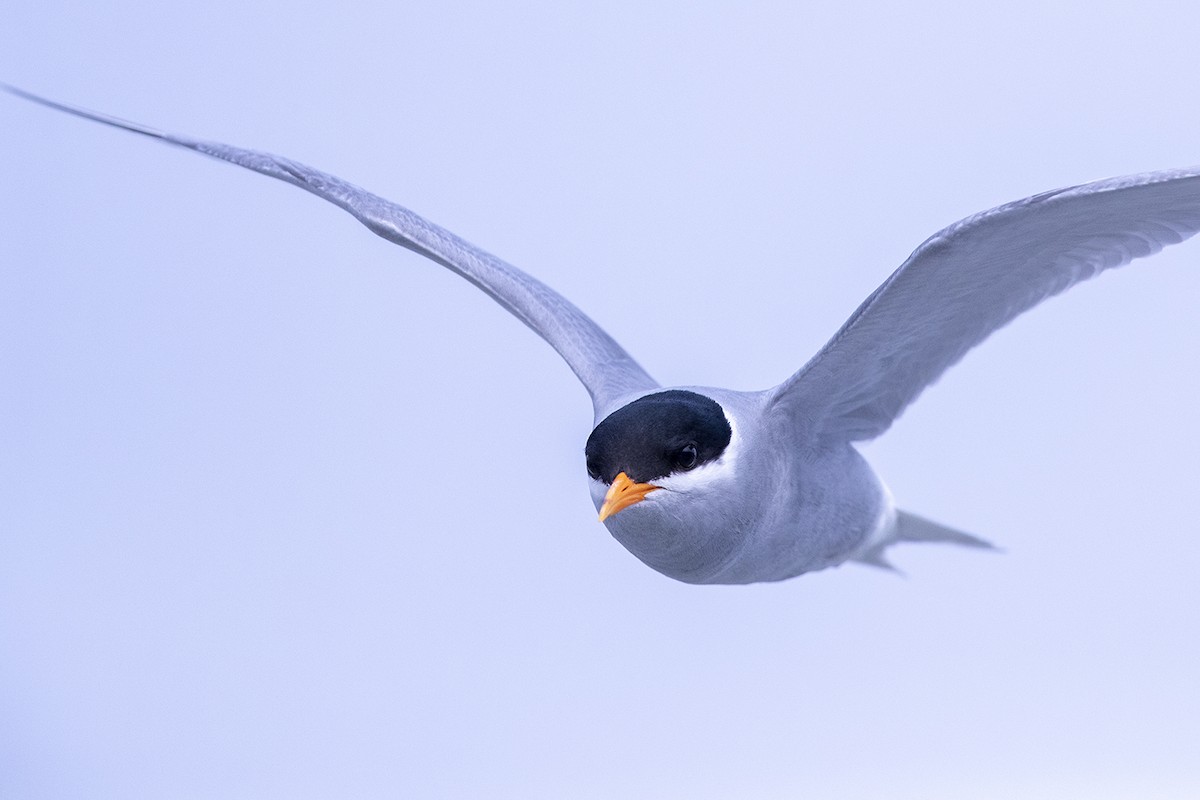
[589,385,893,583]
[7,84,1198,585]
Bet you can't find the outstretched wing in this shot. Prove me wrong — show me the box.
[768,166,1200,442]
[4,85,657,418]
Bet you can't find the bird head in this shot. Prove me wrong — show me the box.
[584,389,747,582]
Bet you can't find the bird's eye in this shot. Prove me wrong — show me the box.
[674,444,698,471]
[586,459,601,480]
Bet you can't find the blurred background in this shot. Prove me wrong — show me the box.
[2,2,1198,798]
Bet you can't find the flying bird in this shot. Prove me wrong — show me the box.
[7,85,1200,584]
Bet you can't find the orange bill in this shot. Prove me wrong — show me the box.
[598,471,660,522]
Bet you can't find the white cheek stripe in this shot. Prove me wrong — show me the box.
[652,408,741,495]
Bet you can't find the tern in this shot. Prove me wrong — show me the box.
[7,85,1200,584]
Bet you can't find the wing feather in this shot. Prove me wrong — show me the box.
[768,167,1200,440]
[4,85,657,418]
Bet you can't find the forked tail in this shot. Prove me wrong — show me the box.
[854,510,995,571]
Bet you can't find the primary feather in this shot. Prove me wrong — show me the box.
[1,84,657,419]
[768,169,1200,441]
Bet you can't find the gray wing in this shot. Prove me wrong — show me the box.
[767,166,1200,442]
[4,85,657,418]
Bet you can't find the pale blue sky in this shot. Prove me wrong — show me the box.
[2,3,1199,798]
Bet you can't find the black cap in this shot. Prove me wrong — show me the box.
[584,390,732,484]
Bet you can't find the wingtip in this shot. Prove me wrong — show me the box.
[1,81,36,102]
[2,82,69,109]
[2,82,172,142]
